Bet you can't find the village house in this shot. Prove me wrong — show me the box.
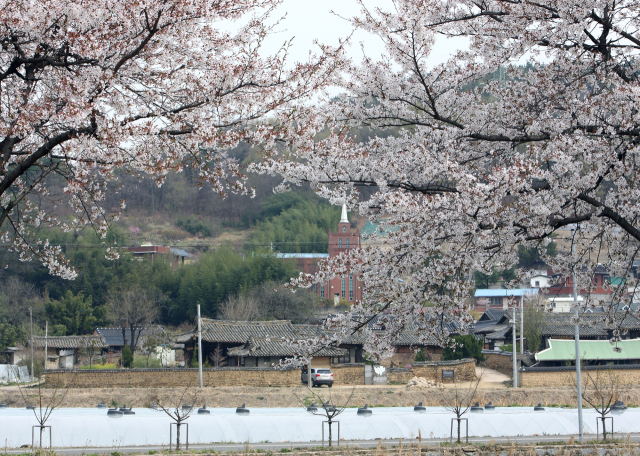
[177,319,347,367]
[474,288,539,311]
[28,335,108,369]
[472,309,640,351]
[535,338,640,367]
[0,346,27,365]
[127,244,193,267]
[94,325,169,356]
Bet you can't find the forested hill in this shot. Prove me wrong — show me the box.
[0,178,351,350]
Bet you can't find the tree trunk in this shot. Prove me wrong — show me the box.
[328,420,332,447]
[176,422,181,450]
[602,416,607,440]
[457,418,461,443]
[39,425,44,449]
[129,325,137,355]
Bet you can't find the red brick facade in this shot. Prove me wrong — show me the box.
[316,219,363,303]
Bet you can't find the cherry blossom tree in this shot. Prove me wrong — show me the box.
[255,0,640,362]
[0,0,345,278]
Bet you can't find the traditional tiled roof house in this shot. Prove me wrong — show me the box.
[177,319,347,367]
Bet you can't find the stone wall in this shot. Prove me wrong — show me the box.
[482,351,514,376]
[45,367,300,388]
[520,365,640,387]
[411,359,477,383]
[44,359,476,388]
[330,364,363,384]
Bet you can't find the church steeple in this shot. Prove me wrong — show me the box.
[340,203,349,224]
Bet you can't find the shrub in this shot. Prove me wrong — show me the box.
[442,334,485,363]
[176,217,212,237]
[121,346,133,368]
[414,349,431,362]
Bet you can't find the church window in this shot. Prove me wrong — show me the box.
[339,238,342,248]
[349,274,354,300]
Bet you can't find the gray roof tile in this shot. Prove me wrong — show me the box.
[30,335,107,349]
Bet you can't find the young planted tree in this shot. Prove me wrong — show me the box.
[296,385,355,447]
[574,367,621,440]
[155,387,199,450]
[443,372,483,443]
[258,0,640,362]
[18,372,71,450]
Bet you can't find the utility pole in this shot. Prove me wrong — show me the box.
[512,311,518,387]
[44,321,48,372]
[30,307,34,382]
[197,304,203,388]
[520,295,524,354]
[571,228,584,443]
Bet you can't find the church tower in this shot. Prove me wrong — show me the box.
[324,203,362,304]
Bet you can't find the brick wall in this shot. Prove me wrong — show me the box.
[44,359,476,388]
[520,366,640,387]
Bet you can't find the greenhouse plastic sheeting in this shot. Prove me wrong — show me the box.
[1,407,639,448]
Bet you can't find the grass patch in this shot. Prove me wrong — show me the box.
[80,363,118,370]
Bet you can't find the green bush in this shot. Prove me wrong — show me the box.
[176,217,212,237]
[442,334,486,363]
[414,349,431,362]
[121,346,133,368]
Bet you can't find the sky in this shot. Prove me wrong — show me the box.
[257,0,468,69]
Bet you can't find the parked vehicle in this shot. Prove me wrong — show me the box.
[301,368,334,387]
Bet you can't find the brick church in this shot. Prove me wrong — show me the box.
[276,204,363,304]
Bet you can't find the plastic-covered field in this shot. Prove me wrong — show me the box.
[1,407,638,448]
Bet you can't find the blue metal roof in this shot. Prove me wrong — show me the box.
[275,253,329,259]
[170,248,191,257]
[474,288,539,297]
